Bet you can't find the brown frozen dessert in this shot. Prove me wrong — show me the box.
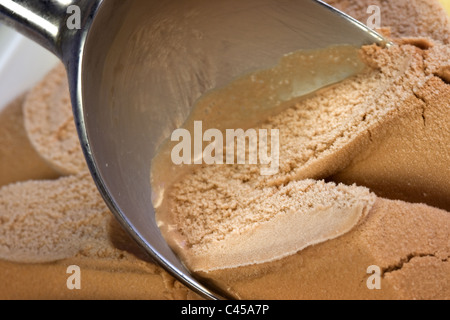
[0,173,199,300]
[0,173,112,264]
[151,39,450,299]
[200,198,450,300]
[153,38,450,260]
[23,64,86,176]
[0,95,58,187]
[0,0,449,300]
[332,73,450,210]
[0,188,447,299]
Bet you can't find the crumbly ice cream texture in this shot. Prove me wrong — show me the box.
[159,39,450,274]
[163,178,376,272]
[201,198,450,300]
[0,195,448,300]
[0,0,449,300]
[23,64,86,176]
[0,172,201,300]
[0,95,59,187]
[332,72,450,210]
[0,173,112,263]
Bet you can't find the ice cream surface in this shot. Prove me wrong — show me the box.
[23,64,86,176]
[151,40,450,274]
[0,95,59,187]
[0,0,449,300]
[151,45,378,272]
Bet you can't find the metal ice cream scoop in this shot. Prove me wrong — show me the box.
[0,0,388,300]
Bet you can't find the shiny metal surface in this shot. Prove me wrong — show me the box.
[0,0,93,57]
[0,0,388,300]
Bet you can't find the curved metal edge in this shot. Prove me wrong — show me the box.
[0,0,63,57]
[314,0,394,47]
[65,0,226,301]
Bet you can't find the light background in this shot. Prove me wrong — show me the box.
[441,0,450,14]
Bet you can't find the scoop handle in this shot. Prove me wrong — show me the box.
[0,0,101,59]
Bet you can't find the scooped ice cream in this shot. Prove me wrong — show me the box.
[0,95,59,187]
[151,40,450,278]
[23,64,86,176]
[0,0,449,300]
